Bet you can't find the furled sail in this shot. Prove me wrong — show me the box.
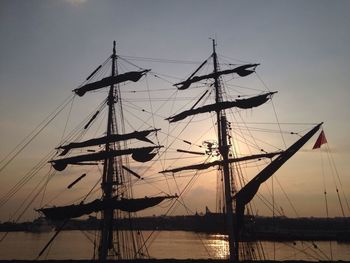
[50,146,162,171]
[160,152,282,173]
[131,147,158,162]
[74,69,150,97]
[58,129,159,156]
[166,92,276,123]
[174,64,259,90]
[234,123,323,230]
[39,196,176,221]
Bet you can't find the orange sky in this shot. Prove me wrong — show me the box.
[0,0,349,222]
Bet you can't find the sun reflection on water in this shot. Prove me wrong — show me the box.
[205,234,229,259]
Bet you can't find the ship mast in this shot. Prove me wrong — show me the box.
[99,41,117,260]
[212,39,238,261]
[161,39,322,262]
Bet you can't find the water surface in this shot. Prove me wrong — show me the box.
[1,230,349,261]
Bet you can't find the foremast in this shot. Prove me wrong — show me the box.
[39,41,177,260]
[99,40,117,260]
[212,39,237,261]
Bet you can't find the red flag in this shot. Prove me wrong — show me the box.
[313,130,327,149]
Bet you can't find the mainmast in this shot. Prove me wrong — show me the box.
[162,40,322,262]
[212,39,237,261]
[99,41,117,260]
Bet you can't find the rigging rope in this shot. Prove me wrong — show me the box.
[0,95,75,174]
[255,72,286,148]
[59,95,76,144]
[324,143,350,215]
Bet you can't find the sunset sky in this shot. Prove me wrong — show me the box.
[0,0,349,222]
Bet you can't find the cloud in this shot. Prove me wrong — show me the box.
[64,0,87,5]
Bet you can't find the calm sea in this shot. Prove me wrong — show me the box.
[0,230,349,261]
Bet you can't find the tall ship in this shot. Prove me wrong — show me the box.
[0,40,347,261]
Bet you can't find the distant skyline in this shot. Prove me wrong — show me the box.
[0,0,349,221]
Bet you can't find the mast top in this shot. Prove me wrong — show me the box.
[210,38,217,54]
[112,40,117,60]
